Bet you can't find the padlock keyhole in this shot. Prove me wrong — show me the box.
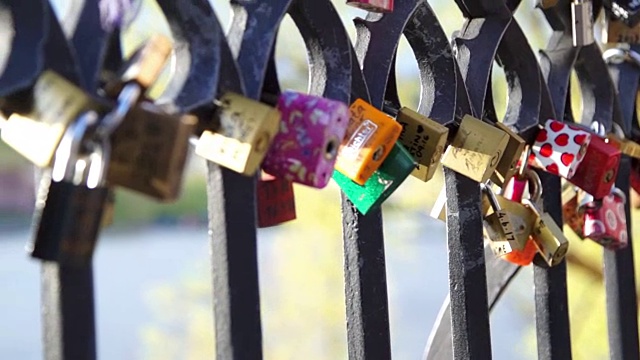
[325,138,339,160]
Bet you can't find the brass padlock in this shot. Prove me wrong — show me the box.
[441,115,509,183]
[491,123,525,187]
[522,199,570,267]
[481,183,517,257]
[395,107,448,182]
[107,103,197,201]
[606,19,640,44]
[103,34,173,98]
[1,71,107,167]
[607,124,640,159]
[195,93,281,176]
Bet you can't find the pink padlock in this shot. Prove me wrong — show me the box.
[346,0,394,13]
[583,188,628,250]
[262,91,349,188]
[529,119,591,179]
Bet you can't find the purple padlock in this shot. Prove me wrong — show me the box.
[262,91,349,188]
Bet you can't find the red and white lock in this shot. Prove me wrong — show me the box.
[569,123,621,200]
[582,188,628,250]
[346,0,394,13]
[529,119,591,179]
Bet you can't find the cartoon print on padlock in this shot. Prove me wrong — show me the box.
[530,119,591,178]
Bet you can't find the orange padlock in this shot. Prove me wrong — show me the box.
[334,99,402,185]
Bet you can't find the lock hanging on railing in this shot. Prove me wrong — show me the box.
[333,99,403,185]
[521,195,570,267]
[333,142,415,215]
[257,173,296,228]
[529,119,591,179]
[195,92,281,176]
[28,111,110,267]
[570,122,621,199]
[261,91,350,189]
[480,183,518,257]
[345,0,394,13]
[582,187,629,250]
[440,115,510,183]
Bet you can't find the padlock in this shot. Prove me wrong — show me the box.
[606,19,640,43]
[522,198,570,267]
[261,91,349,188]
[570,123,621,199]
[582,188,629,249]
[499,168,544,266]
[257,173,297,228]
[572,0,595,46]
[1,71,107,167]
[491,123,526,187]
[195,92,281,176]
[606,1,640,28]
[346,0,394,13]
[395,107,449,182]
[561,184,585,238]
[480,183,517,257]
[607,124,640,159]
[333,99,403,185]
[333,142,415,215]
[529,119,591,179]
[28,111,110,267]
[537,0,559,9]
[440,115,509,183]
[103,34,173,98]
[107,102,197,201]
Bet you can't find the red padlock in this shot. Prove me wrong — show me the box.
[582,188,628,250]
[562,185,585,239]
[569,125,621,199]
[257,173,296,228]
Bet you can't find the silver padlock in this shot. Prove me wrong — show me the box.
[572,0,595,46]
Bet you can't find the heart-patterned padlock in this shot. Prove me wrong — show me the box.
[529,119,591,179]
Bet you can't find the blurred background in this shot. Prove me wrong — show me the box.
[0,0,639,359]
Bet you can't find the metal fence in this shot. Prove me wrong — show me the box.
[1,0,639,359]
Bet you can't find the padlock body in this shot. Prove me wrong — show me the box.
[333,143,414,215]
[538,0,559,9]
[346,0,393,13]
[195,93,281,176]
[529,119,591,179]
[334,99,402,185]
[562,191,585,238]
[262,91,349,188]
[607,133,640,159]
[1,71,107,167]
[483,210,518,256]
[583,192,628,250]
[572,0,595,46]
[108,103,197,201]
[257,175,296,228]
[29,175,108,267]
[495,196,536,251]
[396,107,448,182]
[606,19,640,43]
[570,135,621,199]
[491,123,526,186]
[529,212,569,267]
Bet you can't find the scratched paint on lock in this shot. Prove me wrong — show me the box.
[262,91,349,188]
[332,143,415,215]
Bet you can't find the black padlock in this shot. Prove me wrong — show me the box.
[28,111,109,267]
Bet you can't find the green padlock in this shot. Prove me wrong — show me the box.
[333,142,415,215]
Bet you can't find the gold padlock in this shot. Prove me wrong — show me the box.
[607,133,640,159]
[107,103,197,201]
[103,34,173,97]
[441,115,509,183]
[522,198,569,267]
[195,92,281,176]
[481,183,518,257]
[606,19,640,44]
[1,71,107,167]
[395,107,448,182]
[491,123,525,187]
[537,0,559,9]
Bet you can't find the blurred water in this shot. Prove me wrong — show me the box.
[0,222,535,360]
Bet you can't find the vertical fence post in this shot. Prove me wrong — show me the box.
[605,59,640,360]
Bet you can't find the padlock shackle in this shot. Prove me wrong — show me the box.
[51,111,99,183]
[480,183,503,212]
